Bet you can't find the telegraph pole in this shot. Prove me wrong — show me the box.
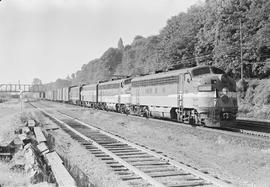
[240,18,243,80]
[19,90,23,118]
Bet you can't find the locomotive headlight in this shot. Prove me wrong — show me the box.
[222,87,229,96]
[220,87,230,104]
[211,79,217,84]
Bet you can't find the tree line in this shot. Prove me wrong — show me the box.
[44,0,270,90]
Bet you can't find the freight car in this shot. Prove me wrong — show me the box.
[44,65,238,127]
[24,92,45,101]
[62,87,69,103]
[45,90,53,101]
[52,90,58,102]
[32,92,45,100]
[56,88,63,102]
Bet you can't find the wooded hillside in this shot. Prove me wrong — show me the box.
[45,0,270,89]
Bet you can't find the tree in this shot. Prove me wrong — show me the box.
[32,78,42,85]
[71,73,75,79]
[45,0,270,88]
[118,38,124,50]
[65,75,71,80]
[101,48,123,77]
[159,5,204,67]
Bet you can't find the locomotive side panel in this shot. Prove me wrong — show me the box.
[81,84,97,106]
[183,91,216,110]
[98,78,132,111]
[131,83,178,107]
[98,83,120,103]
[119,79,132,105]
[130,71,189,118]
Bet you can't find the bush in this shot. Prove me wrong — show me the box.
[238,79,270,120]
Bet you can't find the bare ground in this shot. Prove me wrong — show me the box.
[0,99,31,186]
[37,100,270,187]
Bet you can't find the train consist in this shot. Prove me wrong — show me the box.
[44,66,238,127]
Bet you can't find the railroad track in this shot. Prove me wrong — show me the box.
[236,119,270,132]
[30,102,233,187]
[33,100,270,143]
[33,100,270,142]
[225,119,270,138]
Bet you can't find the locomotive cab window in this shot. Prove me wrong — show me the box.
[124,78,131,85]
[191,67,211,76]
[211,67,225,74]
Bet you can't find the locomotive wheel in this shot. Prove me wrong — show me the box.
[144,109,150,118]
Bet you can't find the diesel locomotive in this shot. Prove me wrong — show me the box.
[44,65,238,127]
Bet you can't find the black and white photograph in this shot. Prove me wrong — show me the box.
[0,0,270,186]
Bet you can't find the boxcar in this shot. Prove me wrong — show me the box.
[81,84,98,107]
[40,92,45,99]
[56,88,63,102]
[69,86,81,105]
[52,90,58,101]
[31,92,44,100]
[45,90,53,101]
[62,87,69,103]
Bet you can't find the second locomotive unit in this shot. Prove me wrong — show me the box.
[45,65,238,127]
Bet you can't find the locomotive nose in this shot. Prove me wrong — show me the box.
[221,74,229,84]
[221,74,236,91]
[199,74,236,92]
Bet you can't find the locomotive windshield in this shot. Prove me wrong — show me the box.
[211,67,225,74]
[192,67,211,76]
[192,66,225,77]
[124,78,131,85]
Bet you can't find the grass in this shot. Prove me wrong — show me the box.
[238,79,270,120]
[0,162,30,187]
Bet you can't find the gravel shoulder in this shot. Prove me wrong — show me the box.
[38,100,270,187]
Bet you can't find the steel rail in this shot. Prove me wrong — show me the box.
[36,106,167,187]
[59,111,234,187]
[35,100,270,142]
[32,102,234,187]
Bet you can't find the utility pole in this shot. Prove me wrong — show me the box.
[19,90,23,118]
[240,18,243,80]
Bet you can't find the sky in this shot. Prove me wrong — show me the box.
[0,0,200,84]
